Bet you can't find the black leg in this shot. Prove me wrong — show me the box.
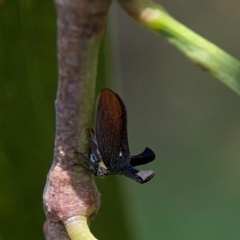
[74,150,98,176]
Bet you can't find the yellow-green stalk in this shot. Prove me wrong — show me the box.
[118,0,240,95]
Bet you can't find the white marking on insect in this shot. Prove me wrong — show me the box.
[99,160,107,170]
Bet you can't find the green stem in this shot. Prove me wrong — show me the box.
[64,216,97,240]
[118,0,240,95]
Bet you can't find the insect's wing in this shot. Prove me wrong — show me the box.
[130,147,155,167]
[96,89,129,169]
[114,92,130,159]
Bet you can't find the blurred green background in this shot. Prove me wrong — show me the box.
[1,0,240,239]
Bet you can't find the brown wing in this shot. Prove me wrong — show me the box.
[95,89,130,169]
[114,92,130,159]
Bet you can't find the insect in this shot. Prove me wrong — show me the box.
[80,89,155,184]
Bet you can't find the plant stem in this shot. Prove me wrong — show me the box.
[43,0,111,239]
[64,216,97,240]
[118,0,240,95]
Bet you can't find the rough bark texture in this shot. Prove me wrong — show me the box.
[44,220,70,240]
[43,0,111,238]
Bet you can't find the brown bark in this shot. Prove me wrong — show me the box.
[43,0,111,239]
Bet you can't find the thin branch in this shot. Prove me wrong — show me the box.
[118,0,240,95]
[43,0,111,239]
